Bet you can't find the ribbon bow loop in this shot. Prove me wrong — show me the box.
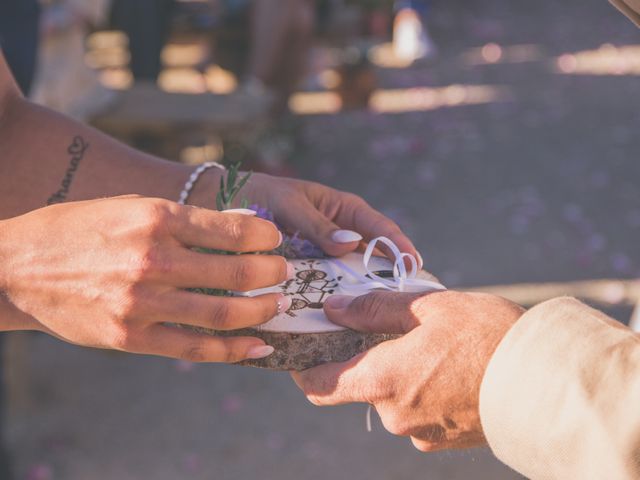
[330,236,446,295]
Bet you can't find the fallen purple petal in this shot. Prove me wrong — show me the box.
[26,464,53,480]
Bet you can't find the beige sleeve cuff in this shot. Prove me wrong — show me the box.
[479,297,640,479]
[610,0,640,26]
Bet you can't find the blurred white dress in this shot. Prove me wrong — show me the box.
[31,0,115,121]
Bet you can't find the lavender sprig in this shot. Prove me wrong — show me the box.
[216,163,252,211]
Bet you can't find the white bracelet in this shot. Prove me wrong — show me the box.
[177,162,226,205]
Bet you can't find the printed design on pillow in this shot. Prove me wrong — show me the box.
[281,260,342,317]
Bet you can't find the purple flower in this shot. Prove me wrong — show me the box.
[249,204,325,258]
[249,204,275,223]
[284,232,325,259]
[26,465,53,480]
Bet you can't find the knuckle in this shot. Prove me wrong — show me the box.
[209,301,231,330]
[130,245,171,280]
[225,218,253,250]
[141,199,174,235]
[353,293,386,318]
[180,343,206,363]
[232,258,256,290]
[220,343,244,364]
[113,284,146,320]
[342,191,366,207]
[371,215,401,237]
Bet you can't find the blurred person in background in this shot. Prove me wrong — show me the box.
[110,0,175,82]
[246,0,316,114]
[216,0,317,115]
[32,0,116,120]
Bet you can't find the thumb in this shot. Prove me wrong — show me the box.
[276,199,363,257]
[324,291,422,334]
[291,337,399,406]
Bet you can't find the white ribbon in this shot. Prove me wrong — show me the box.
[329,236,446,294]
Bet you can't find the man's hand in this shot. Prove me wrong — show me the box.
[292,291,524,451]
[243,173,422,264]
[0,195,291,363]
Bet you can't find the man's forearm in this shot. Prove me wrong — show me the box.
[0,96,223,218]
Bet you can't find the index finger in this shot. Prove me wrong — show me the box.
[170,207,282,253]
[337,199,422,269]
[291,338,399,406]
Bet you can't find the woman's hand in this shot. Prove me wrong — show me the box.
[0,195,291,363]
[243,173,422,264]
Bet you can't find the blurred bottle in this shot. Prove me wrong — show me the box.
[392,1,436,64]
[336,46,376,110]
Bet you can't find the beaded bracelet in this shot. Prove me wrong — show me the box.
[177,161,225,205]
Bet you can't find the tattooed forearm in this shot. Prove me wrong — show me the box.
[47,136,90,205]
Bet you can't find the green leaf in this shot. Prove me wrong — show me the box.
[235,171,252,193]
[215,163,252,211]
[227,164,238,191]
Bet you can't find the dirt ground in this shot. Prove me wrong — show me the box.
[7,0,640,478]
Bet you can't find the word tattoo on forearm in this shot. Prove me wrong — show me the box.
[47,136,90,205]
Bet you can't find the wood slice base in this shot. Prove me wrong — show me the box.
[193,327,399,371]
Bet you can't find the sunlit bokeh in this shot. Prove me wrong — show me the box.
[318,69,341,89]
[554,44,640,75]
[87,34,239,95]
[368,42,414,69]
[158,67,207,93]
[98,68,133,90]
[161,42,208,68]
[370,84,511,114]
[288,84,511,115]
[180,141,224,165]
[84,47,130,70]
[471,278,639,309]
[85,31,130,71]
[289,91,342,115]
[463,43,544,66]
[86,30,128,51]
[204,65,238,94]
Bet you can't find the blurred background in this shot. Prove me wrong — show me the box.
[3,0,640,478]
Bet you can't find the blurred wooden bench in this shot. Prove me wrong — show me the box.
[90,82,273,161]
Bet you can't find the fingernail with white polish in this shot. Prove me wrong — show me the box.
[331,229,363,244]
[246,345,275,359]
[222,208,257,216]
[286,262,295,279]
[416,251,424,270]
[325,295,354,310]
[277,295,293,314]
[277,230,283,247]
